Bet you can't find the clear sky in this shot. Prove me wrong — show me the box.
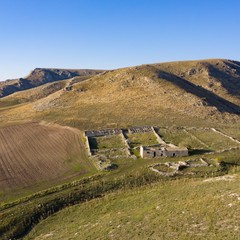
[0,0,239,81]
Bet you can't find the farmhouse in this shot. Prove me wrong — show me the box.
[140,144,188,158]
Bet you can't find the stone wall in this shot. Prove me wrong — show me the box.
[85,128,122,137]
[129,126,152,134]
[84,126,188,159]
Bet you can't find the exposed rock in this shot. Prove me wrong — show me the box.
[0,68,104,98]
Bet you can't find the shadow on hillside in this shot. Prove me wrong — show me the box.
[189,149,212,156]
[157,71,240,115]
[207,61,240,98]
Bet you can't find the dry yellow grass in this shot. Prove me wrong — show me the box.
[0,59,239,131]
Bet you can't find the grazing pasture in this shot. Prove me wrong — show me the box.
[24,174,240,240]
[158,127,240,152]
[187,128,240,151]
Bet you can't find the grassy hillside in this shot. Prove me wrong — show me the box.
[0,59,239,240]
[24,174,240,240]
[0,59,239,131]
[0,145,239,239]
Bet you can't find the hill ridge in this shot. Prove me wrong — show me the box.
[0,68,104,98]
[0,58,239,127]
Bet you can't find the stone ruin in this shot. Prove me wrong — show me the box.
[84,128,122,138]
[84,126,188,159]
[150,158,209,177]
[140,144,188,158]
[128,126,153,134]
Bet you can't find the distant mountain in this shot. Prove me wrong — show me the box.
[0,68,104,98]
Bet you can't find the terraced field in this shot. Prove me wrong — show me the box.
[187,128,240,151]
[158,127,206,149]
[0,122,95,193]
[158,127,240,152]
[219,127,240,142]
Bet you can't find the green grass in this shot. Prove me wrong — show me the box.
[89,135,126,149]
[188,129,240,151]
[158,127,240,152]
[181,165,219,175]
[0,121,239,240]
[24,174,240,240]
[187,158,207,165]
[158,127,206,149]
[204,158,218,166]
[0,147,240,239]
[89,135,127,159]
[97,148,127,158]
[153,164,176,173]
[219,127,240,141]
[127,132,159,148]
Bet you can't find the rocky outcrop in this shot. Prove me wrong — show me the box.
[0,68,104,98]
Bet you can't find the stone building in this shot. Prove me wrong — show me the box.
[140,144,188,158]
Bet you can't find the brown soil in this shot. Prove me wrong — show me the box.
[0,122,90,191]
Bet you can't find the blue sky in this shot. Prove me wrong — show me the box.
[0,0,239,81]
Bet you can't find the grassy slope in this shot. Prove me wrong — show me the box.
[0,147,239,239]
[0,59,240,239]
[24,174,240,240]
[158,127,240,152]
[0,59,239,131]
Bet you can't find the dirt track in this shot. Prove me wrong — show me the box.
[0,122,90,191]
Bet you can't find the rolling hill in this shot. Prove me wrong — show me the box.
[0,59,239,129]
[0,59,240,240]
[0,58,239,195]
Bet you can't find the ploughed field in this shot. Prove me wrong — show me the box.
[0,122,94,193]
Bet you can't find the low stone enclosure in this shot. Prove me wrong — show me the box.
[83,125,240,171]
[84,126,188,159]
[149,158,215,177]
[84,128,130,158]
[85,128,122,138]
